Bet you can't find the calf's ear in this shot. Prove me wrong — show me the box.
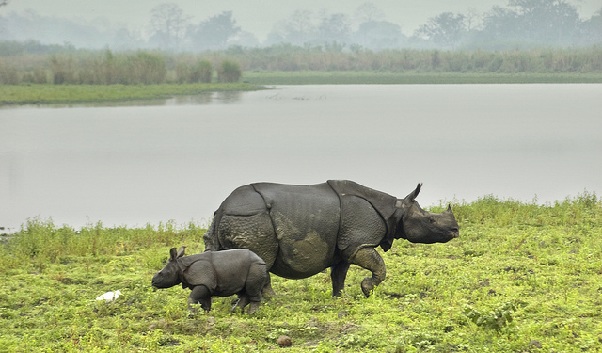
[176,246,186,258]
[169,248,178,261]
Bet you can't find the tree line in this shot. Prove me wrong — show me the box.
[0,1,600,51]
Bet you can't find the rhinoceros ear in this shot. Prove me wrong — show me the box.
[176,246,186,258]
[169,248,178,261]
[395,199,403,208]
[447,204,452,212]
[404,183,422,202]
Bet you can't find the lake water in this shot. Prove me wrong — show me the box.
[1,84,601,231]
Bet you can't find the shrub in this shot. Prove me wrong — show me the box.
[217,59,241,83]
[126,51,167,84]
[176,59,213,83]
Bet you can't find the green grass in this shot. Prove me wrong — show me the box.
[0,83,261,105]
[1,194,601,352]
[243,71,602,85]
[2,71,602,105]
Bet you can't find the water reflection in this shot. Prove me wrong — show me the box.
[0,90,245,110]
[165,91,243,105]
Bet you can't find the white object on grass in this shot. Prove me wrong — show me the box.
[96,290,121,302]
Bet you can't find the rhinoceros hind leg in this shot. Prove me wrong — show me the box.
[262,274,276,297]
[247,301,261,314]
[331,261,351,297]
[231,295,261,314]
[350,247,386,297]
[231,295,249,313]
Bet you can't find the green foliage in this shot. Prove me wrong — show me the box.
[218,59,242,83]
[464,302,516,330]
[176,59,213,83]
[1,195,601,352]
[0,48,222,86]
[46,51,168,85]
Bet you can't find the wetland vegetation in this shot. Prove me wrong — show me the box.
[1,195,600,352]
[2,43,602,104]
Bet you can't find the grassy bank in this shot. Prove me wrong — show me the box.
[0,83,260,105]
[1,195,600,352]
[2,71,601,105]
[243,71,602,85]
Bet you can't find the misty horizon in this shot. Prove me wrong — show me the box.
[1,1,601,51]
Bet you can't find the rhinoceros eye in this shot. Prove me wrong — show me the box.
[429,217,436,223]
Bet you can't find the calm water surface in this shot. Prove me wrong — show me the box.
[1,85,601,230]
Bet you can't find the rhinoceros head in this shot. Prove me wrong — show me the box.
[396,184,459,244]
[151,247,185,289]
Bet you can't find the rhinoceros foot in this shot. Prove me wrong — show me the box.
[361,277,375,297]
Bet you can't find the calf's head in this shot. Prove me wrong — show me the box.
[396,184,459,244]
[151,247,185,289]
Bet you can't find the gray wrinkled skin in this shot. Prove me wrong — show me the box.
[204,180,459,297]
[152,247,268,314]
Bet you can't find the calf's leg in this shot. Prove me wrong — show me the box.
[242,263,267,314]
[189,285,212,312]
[231,294,249,313]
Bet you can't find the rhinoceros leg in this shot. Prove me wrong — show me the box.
[262,273,276,297]
[350,247,386,297]
[189,285,212,312]
[331,261,350,297]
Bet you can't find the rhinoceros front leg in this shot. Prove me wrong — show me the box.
[189,285,212,312]
[350,247,386,297]
[331,261,350,297]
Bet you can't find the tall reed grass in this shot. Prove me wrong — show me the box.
[1,42,601,85]
[0,47,243,85]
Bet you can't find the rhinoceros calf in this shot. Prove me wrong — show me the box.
[152,247,268,314]
[204,180,459,297]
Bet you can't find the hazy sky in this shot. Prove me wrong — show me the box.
[5,0,601,39]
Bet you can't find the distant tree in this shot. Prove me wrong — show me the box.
[580,8,602,45]
[227,30,260,48]
[317,13,351,45]
[1,9,115,48]
[187,11,240,51]
[149,3,191,50]
[0,0,7,36]
[354,2,385,24]
[112,27,145,51]
[268,9,316,45]
[481,6,518,42]
[480,0,580,46]
[414,12,467,48]
[513,0,580,43]
[354,21,404,50]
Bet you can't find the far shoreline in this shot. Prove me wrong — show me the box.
[1,72,602,105]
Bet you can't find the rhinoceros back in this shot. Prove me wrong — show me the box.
[211,183,341,279]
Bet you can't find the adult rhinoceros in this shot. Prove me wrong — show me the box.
[203,180,459,297]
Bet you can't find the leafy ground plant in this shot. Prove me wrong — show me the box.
[0,194,600,352]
